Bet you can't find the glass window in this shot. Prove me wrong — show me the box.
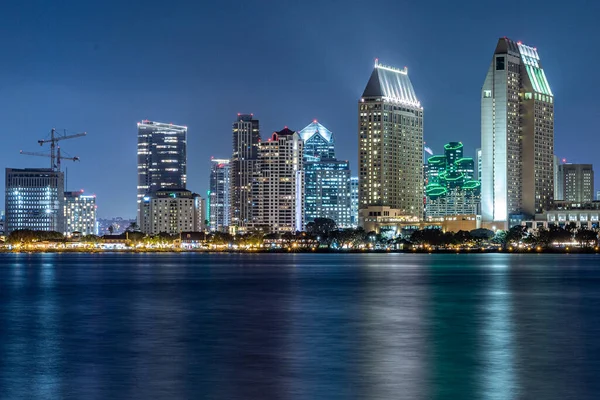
[496,57,505,71]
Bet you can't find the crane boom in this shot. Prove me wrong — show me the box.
[20,146,80,171]
[20,150,79,161]
[37,131,87,145]
[31,128,86,171]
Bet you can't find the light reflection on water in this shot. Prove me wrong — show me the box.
[482,266,516,400]
[0,253,599,399]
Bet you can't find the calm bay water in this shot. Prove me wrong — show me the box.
[1,252,599,399]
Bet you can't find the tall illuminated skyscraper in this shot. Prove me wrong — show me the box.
[481,38,554,227]
[231,114,260,233]
[358,60,424,225]
[252,128,304,233]
[137,120,187,221]
[299,120,351,228]
[209,158,231,232]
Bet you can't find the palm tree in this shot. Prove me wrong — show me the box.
[126,221,139,232]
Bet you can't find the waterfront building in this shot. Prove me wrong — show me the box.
[252,127,304,233]
[361,207,481,236]
[139,189,204,235]
[209,158,231,232]
[303,159,351,228]
[481,38,555,227]
[522,200,600,231]
[137,120,187,221]
[64,191,96,236]
[350,177,359,227]
[557,164,594,202]
[5,168,65,234]
[425,142,480,218]
[299,121,351,228]
[231,114,260,234]
[358,59,424,226]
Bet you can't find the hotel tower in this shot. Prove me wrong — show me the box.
[481,38,554,227]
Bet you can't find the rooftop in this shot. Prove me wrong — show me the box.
[362,59,421,108]
[298,120,333,143]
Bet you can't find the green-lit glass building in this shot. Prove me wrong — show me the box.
[425,142,480,218]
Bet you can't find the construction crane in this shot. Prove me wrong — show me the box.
[20,146,80,171]
[35,128,87,171]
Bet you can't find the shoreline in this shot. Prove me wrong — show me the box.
[1,248,598,255]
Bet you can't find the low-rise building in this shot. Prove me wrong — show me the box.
[361,205,480,236]
[522,201,600,230]
[140,189,205,235]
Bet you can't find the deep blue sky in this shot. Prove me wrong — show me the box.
[2,0,599,217]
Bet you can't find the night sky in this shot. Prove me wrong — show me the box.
[2,0,599,218]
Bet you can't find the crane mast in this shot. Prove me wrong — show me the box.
[20,128,87,171]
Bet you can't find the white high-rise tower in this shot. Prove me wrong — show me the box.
[481,38,554,227]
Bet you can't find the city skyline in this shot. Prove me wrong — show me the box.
[1,1,599,217]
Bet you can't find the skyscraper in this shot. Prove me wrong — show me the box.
[64,191,97,236]
[5,168,65,234]
[299,120,351,228]
[558,164,594,203]
[358,60,424,226]
[209,158,231,232]
[425,142,480,218]
[253,127,304,233]
[481,38,554,227]
[231,114,260,234]
[137,120,187,221]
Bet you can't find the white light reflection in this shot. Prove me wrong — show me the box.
[481,262,518,399]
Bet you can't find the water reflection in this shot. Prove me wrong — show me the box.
[359,257,430,399]
[481,262,517,399]
[1,253,599,399]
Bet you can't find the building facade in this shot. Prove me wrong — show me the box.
[139,189,204,235]
[64,191,97,236]
[476,148,482,181]
[358,60,424,226]
[209,158,231,232]
[137,120,187,221]
[350,177,359,228]
[5,168,65,234]
[252,128,304,233]
[481,38,554,227]
[523,201,600,231]
[557,164,594,203]
[299,121,351,228]
[425,142,480,218]
[231,114,260,233]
